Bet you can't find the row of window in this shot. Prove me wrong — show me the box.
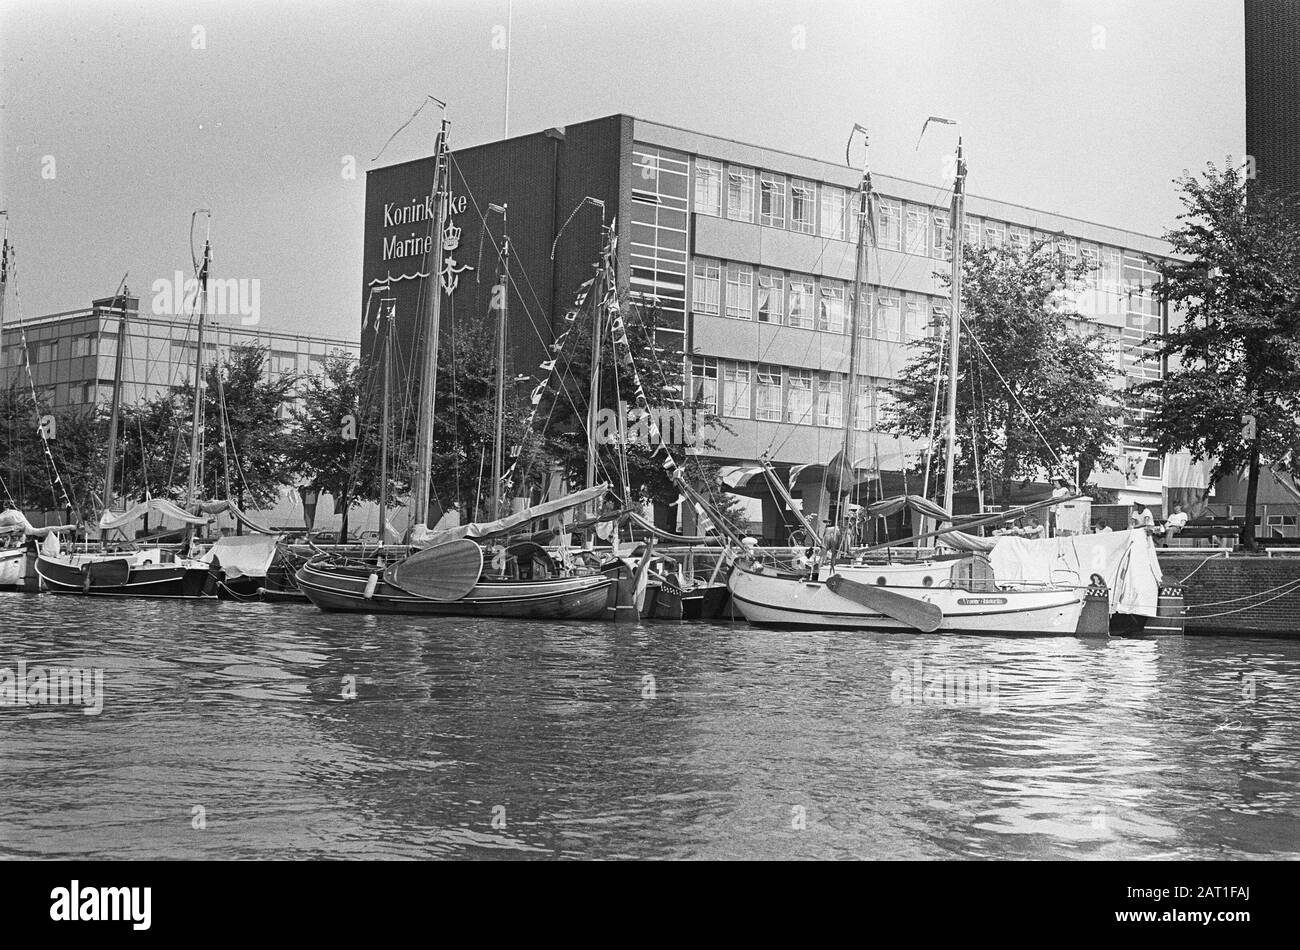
[691,155,1150,282]
[7,336,330,376]
[690,357,894,430]
[691,257,942,342]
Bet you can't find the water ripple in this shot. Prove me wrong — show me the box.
[2,597,1300,857]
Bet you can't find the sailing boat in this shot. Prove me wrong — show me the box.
[296,115,611,619]
[725,123,1090,635]
[36,233,225,598]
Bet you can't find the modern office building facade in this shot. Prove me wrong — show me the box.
[1,294,359,413]
[364,114,1175,534]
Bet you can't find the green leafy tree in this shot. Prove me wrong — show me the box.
[0,380,105,518]
[286,353,393,540]
[423,309,533,521]
[118,344,298,511]
[1135,162,1300,550]
[886,239,1123,505]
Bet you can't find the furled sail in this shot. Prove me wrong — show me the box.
[411,484,610,548]
[98,498,208,529]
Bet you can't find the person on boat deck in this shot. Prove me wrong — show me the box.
[820,517,850,567]
[1093,520,1113,534]
[1022,515,1044,539]
[1129,501,1156,534]
[1162,503,1189,546]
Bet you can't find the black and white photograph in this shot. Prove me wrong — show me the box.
[0,0,1293,918]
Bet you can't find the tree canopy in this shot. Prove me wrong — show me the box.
[1135,162,1300,549]
[886,238,1124,505]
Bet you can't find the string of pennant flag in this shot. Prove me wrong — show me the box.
[496,232,613,489]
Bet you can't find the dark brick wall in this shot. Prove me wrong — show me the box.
[362,116,630,405]
[1159,553,1300,636]
[1246,0,1300,206]
[551,115,627,332]
[362,129,564,383]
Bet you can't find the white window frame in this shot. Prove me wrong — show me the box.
[725,262,753,320]
[785,368,812,424]
[818,373,844,428]
[820,186,847,241]
[691,356,719,413]
[692,258,721,315]
[818,281,846,334]
[758,270,785,324]
[722,361,751,419]
[787,275,814,329]
[932,213,953,261]
[759,171,786,228]
[756,364,784,421]
[693,157,723,216]
[876,295,901,342]
[905,206,929,256]
[726,166,755,223]
[877,198,902,250]
[790,178,816,234]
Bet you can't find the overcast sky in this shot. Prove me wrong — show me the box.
[1,0,1245,340]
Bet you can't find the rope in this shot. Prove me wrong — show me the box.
[1181,575,1300,610]
[1177,551,1229,584]
[1182,579,1300,620]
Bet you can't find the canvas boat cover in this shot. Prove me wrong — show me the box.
[199,533,282,579]
[0,509,77,538]
[98,498,208,529]
[983,527,1163,617]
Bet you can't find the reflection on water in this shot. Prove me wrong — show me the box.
[1,596,1298,859]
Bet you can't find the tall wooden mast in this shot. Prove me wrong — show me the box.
[185,218,211,509]
[840,124,873,520]
[102,283,129,526]
[490,208,509,521]
[941,138,967,518]
[408,118,450,536]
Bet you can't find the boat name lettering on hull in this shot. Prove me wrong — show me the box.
[957,597,1008,606]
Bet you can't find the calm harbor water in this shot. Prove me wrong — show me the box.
[1,595,1298,860]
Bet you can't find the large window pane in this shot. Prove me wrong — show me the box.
[725,262,753,320]
[758,270,784,324]
[790,178,816,234]
[692,258,720,315]
[819,281,845,334]
[723,361,751,418]
[877,199,902,250]
[759,172,786,228]
[756,364,783,421]
[788,275,814,329]
[693,158,722,216]
[726,166,755,222]
[786,368,812,424]
[821,186,847,240]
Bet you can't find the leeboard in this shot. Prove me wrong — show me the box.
[383,539,484,602]
[824,573,944,632]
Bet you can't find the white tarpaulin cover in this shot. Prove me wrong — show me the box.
[0,509,76,538]
[199,534,281,579]
[98,498,207,529]
[987,527,1163,617]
